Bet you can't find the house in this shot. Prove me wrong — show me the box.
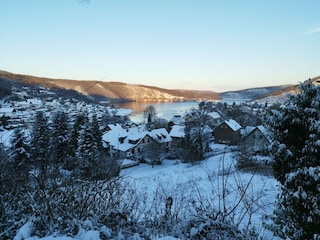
[168,115,185,130]
[214,119,242,145]
[170,125,185,142]
[139,128,172,161]
[242,125,271,154]
[102,124,172,160]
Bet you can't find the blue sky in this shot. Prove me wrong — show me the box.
[1,0,320,91]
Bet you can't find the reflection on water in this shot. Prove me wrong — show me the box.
[115,101,199,123]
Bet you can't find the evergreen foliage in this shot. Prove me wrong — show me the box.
[50,111,70,167]
[77,115,94,179]
[9,128,30,187]
[65,114,85,172]
[30,111,50,182]
[266,80,320,239]
[0,109,123,238]
[180,106,209,163]
[0,115,10,128]
[76,114,113,180]
[0,143,8,192]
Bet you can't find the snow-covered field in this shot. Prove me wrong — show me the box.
[121,146,278,239]
[14,144,278,240]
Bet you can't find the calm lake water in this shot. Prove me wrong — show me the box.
[115,101,199,123]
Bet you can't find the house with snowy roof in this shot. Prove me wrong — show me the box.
[242,125,271,154]
[169,124,185,148]
[214,119,242,145]
[102,124,172,160]
[169,125,185,139]
[168,115,185,130]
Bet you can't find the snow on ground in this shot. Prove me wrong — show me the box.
[118,144,278,239]
[15,144,278,240]
[121,149,277,226]
[0,128,14,147]
[121,145,278,237]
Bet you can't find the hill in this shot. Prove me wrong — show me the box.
[220,85,293,100]
[1,70,319,103]
[0,71,220,103]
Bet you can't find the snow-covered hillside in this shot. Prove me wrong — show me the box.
[13,144,278,240]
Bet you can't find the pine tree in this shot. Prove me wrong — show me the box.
[76,114,114,180]
[69,114,85,159]
[266,80,320,239]
[9,128,30,189]
[50,111,70,168]
[182,124,204,163]
[0,143,9,194]
[89,114,109,179]
[77,115,95,179]
[30,111,50,181]
[90,114,103,153]
[181,107,206,164]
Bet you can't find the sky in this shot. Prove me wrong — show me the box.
[1,0,320,92]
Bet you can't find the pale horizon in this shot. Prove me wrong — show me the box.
[1,0,319,92]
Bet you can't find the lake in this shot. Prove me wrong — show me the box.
[115,101,199,123]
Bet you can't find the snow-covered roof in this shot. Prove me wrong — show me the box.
[242,125,272,142]
[224,119,242,131]
[108,123,123,131]
[127,127,146,141]
[208,111,221,119]
[170,125,185,138]
[102,125,127,147]
[0,129,14,148]
[0,107,16,114]
[147,128,172,143]
[255,125,272,142]
[241,126,255,137]
[169,115,185,125]
[257,125,268,134]
[103,125,171,152]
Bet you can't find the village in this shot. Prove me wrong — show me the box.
[0,84,272,170]
[1,83,279,240]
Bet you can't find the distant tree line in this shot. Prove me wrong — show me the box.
[0,78,12,99]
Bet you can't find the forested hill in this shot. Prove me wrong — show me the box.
[1,70,319,103]
[0,70,220,102]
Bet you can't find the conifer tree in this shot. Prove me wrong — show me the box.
[69,114,85,159]
[0,143,9,194]
[181,107,206,163]
[50,111,70,168]
[77,115,94,179]
[9,128,30,188]
[76,114,114,180]
[182,124,204,163]
[90,114,110,179]
[266,80,320,239]
[30,111,50,181]
[90,114,103,153]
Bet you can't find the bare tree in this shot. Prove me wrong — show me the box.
[143,105,157,124]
